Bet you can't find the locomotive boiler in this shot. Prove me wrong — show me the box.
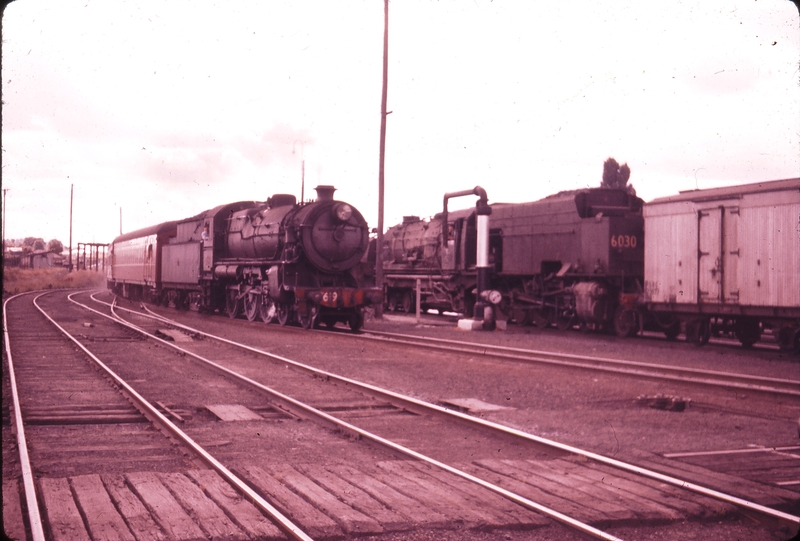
[108,185,382,330]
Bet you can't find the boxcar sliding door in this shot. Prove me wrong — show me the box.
[697,207,722,303]
[722,206,740,304]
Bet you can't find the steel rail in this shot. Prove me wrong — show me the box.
[3,292,47,541]
[360,330,800,397]
[36,293,314,541]
[78,293,625,541]
[91,294,800,526]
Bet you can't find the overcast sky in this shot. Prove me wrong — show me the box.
[2,0,799,247]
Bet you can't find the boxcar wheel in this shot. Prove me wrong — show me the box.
[735,318,760,348]
[664,322,681,340]
[686,318,710,346]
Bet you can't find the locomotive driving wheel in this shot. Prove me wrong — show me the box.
[258,296,277,324]
[225,289,241,319]
[531,309,552,328]
[276,303,291,326]
[243,293,259,322]
[512,307,532,326]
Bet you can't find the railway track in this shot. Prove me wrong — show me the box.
[5,290,799,540]
[95,293,800,531]
[358,329,800,397]
[3,292,314,541]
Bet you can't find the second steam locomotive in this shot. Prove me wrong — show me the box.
[108,185,382,330]
[383,188,644,331]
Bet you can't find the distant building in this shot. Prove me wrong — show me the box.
[3,249,65,269]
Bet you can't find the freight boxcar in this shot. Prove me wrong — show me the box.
[643,178,800,349]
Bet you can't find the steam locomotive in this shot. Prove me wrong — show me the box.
[108,185,382,330]
[382,188,644,332]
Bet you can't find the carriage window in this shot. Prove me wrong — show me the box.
[147,244,153,262]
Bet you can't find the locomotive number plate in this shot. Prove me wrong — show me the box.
[610,234,637,248]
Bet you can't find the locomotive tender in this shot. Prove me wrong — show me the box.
[108,186,382,330]
[382,179,800,350]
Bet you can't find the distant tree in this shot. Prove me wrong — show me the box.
[48,239,64,253]
[22,237,46,252]
[601,158,635,194]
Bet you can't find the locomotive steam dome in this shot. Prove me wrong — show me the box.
[294,186,369,273]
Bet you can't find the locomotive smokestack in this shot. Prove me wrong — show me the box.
[315,185,337,202]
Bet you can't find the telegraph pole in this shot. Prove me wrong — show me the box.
[375,0,389,319]
[69,184,73,272]
[2,189,8,254]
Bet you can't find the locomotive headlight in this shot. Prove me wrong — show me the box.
[333,203,353,222]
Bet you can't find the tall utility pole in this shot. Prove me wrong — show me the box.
[69,184,74,272]
[2,189,8,253]
[375,0,389,319]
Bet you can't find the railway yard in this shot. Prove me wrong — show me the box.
[3,289,799,541]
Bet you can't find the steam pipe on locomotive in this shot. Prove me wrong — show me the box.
[442,186,501,330]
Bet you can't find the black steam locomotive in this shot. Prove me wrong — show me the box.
[383,187,644,333]
[108,185,382,330]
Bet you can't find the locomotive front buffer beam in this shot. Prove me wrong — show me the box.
[443,186,500,331]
